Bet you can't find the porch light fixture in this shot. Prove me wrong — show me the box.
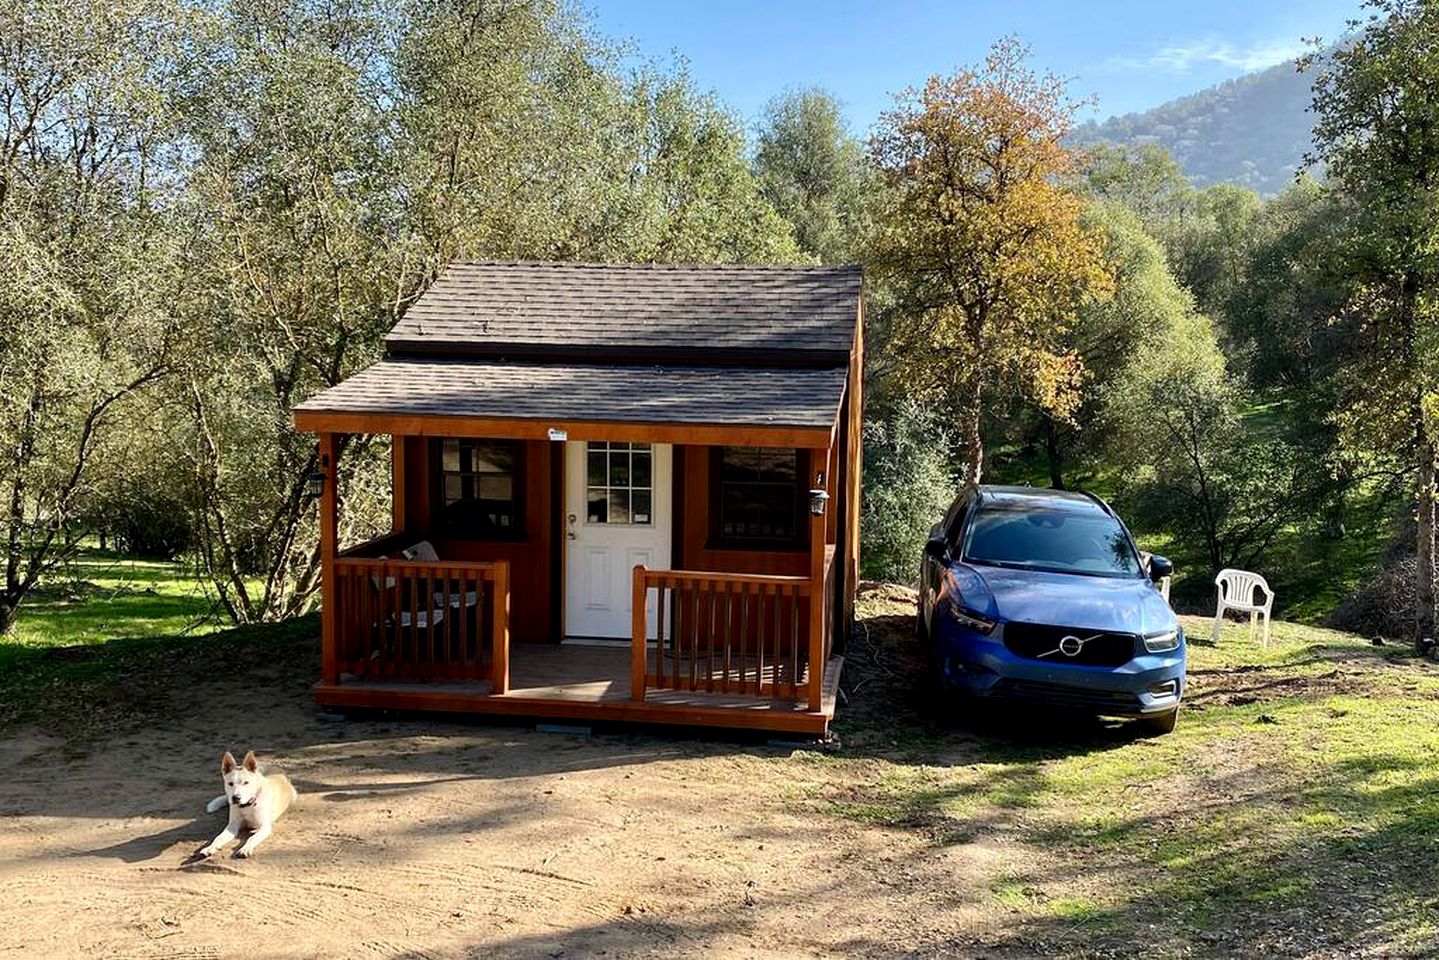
[305,469,326,500]
[305,453,329,500]
[808,488,831,516]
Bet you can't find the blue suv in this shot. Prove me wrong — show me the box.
[917,485,1184,733]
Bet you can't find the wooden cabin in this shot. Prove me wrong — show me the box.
[292,262,863,736]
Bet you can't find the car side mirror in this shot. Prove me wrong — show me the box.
[924,537,949,562]
[1148,554,1173,581]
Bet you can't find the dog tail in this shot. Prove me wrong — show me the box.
[205,794,227,814]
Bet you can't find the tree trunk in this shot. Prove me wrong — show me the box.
[1044,419,1065,490]
[1417,425,1437,653]
[962,376,984,485]
[0,599,17,637]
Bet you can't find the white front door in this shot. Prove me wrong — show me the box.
[564,441,672,639]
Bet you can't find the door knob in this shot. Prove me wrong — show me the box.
[567,513,577,540]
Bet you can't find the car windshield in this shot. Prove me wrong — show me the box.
[962,502,1143,578]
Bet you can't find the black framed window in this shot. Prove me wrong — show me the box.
[431,439,523,538]
[711,447,804,548]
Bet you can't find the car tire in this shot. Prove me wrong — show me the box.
[914,599,929,642]
[1141,707,1179,735]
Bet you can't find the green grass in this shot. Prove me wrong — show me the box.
[833,593,1439,955]
[0,549,305,735]
[4,550,222,650]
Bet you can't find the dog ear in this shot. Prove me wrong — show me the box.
[242,750,259,772]
[221,751,236,773]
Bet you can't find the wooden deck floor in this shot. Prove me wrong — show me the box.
[315,643,842,735]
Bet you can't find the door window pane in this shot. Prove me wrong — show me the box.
[585,442,653,525]
[608,489,630,524]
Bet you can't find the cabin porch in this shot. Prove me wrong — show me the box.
[308,426,854,737]
[316,642,844,735]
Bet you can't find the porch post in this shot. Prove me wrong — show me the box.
[807,447,827,712]
[491,560,510,693]
[631,565,648,702]
[319,432,340,685]
[391,435,407,533]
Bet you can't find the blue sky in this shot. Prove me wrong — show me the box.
[587,1,1364,135]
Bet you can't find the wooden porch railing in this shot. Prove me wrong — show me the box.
[630,567,814,702]
[332,557,510,692]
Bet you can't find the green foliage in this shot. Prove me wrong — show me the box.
[860,400,955,582]
[1222,176,1355,389]
[1306,0,1439,642]
[88,477,194,560]
[1033,201,1200,487]
[1082,143,1191,224]
[1102,317,1337,604]
[0,0,190,632]
[754,88,871,263]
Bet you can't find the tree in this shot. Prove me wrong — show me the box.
[614,66,801,263]
[1035,202,1200,489]
[868,38,1114,484]
[1102,309,1326,592]
[168,0,799,625]
[1306,0,1439,649]
[753,88,870,263]
[1083,142,1191,226]
[860,398,954,582]
[0,0,187,633]
[1081,143,1264,326]
[174,0,402,623]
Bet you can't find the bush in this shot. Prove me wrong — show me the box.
[861,401,956,583]
[1329,554,1417,641]
[93,476,194,560]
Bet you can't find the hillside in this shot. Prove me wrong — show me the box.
[1075,58,1317,195]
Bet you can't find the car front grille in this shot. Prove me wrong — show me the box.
[991,679,1144,712]
[1002,622,1138,667]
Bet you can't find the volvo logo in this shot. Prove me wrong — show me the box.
[1038,632,1103,659]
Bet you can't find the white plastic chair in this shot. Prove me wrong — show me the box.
[1212,569,1275,646]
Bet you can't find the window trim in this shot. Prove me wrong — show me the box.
[428,438,527,541]
[706,446,807,552]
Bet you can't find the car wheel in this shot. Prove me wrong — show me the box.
[1141,707,1179,735]
[914,598,929,642]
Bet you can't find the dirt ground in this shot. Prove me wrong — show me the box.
[4,585,1433,959]
[0,596,1034,960]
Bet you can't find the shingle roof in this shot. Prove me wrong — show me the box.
[386,261,862,357]
[295,359,846,429]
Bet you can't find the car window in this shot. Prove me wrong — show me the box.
[961,503,1143,578]
[941,493,970,545]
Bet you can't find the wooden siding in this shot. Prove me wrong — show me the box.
[674,445,810,578]
[394,437,556,644]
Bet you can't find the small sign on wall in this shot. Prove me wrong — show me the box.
[547,427,569,442]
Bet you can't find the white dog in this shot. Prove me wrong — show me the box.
[199,750,298,859]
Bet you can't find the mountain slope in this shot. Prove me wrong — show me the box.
[1075,59,1317,195]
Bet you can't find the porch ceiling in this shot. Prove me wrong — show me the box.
[293,357,846,447]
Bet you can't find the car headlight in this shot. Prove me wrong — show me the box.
[1143,628,1181,653]
[943,595,996,634]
